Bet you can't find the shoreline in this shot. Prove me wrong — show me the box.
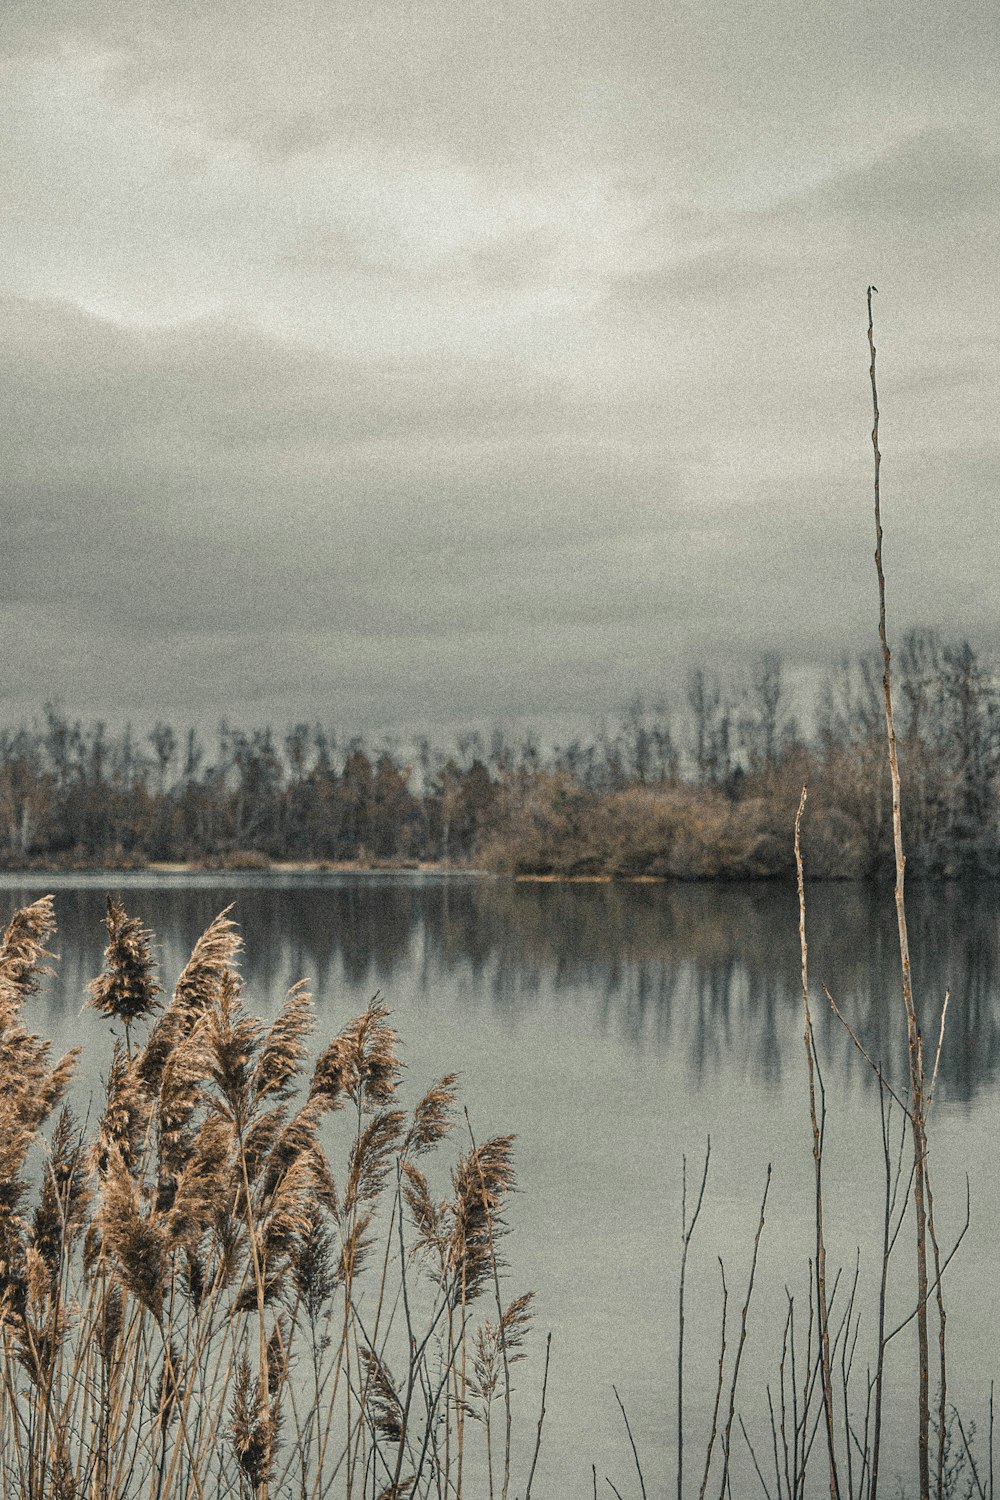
[0,858,482,878]
[0,859,992,885]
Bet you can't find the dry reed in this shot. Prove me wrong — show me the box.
[0,897,537,1500]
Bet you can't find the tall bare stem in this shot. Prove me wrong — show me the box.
[867,284,931,1500]
[794,786,840,1500]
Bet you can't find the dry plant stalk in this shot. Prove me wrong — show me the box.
[868,284,933,1500]
[0,897,538,1500]
[794,785,841,1500]
[717,1165,771,1500]
[677,1140,711,1500]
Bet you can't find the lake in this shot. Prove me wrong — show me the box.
[3,871,997,1497]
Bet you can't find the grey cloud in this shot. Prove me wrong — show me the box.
[8,0,997,176]
[609,248,783,309]
[0,296,584,481]
[4,278,996,708]
[778,130,1000,228]
[605,130,1000,333]
[3,4,1000,735]
[1,296,682,613]
[6,3,681,164]
[282,221,565,295]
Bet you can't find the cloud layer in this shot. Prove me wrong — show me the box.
[3,3,999,734]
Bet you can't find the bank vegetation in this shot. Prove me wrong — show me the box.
[1,634,998,880]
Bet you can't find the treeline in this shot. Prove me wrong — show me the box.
[1,632,998,878]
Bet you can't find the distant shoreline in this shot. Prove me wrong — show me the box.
[0,860,631,881]
[0,859,988,885]
[0,859,892,885]
[0,858,767,883]
[0,858,473,878]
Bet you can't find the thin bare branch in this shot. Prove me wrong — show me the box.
[927,991,951,1110]
[821,985,908,1115]
[679,1139,712,1500]
[523,1332,551,1500]
[613,1384,647,1500]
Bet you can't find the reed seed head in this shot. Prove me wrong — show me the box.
[309,1002,403,1114]
[87,897,161,1027]
[0,896,56,1023]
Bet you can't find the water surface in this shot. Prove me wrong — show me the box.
[4,872,997,1495]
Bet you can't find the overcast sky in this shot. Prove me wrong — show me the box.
[2,1,998,740]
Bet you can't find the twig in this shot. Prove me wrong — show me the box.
[885,1178,970,1343]
[870,1073,908,1500]
[739,1413,775,1500]
[523,1332,551,1500]
[927,991,951,1110]
[698,1259,729,1500]
[613,1385,647,1500]
[955,1408,987,1500]
[989,1381,994,1500]
[927,1161,948,1500]
[718,1166,772,1500]
[820,985,908,1115]
[679,1139,712,1500]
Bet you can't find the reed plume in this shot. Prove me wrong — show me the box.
[137,906,241,1093]
[0,896,538,1500]
[86,897,161,1041]
[404,1075,459,1158]
[0,895,56,1011]
[310,1000,403,1112]
[448,1135,517,1305]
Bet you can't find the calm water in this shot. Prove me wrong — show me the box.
[3,872,998,1495]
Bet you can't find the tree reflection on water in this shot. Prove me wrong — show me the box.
[7,873,999,1106]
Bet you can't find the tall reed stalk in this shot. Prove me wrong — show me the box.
[867,285,932,1500]
[795,786,840,1500]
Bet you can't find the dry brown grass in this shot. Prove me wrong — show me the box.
[0,897,536,1500]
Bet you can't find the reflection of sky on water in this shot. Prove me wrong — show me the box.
[3,873,998,1493]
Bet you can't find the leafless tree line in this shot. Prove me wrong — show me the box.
[0,636,997,874]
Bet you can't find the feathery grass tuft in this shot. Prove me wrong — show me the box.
[86,896,161,1032]
[0,897,536,1500]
